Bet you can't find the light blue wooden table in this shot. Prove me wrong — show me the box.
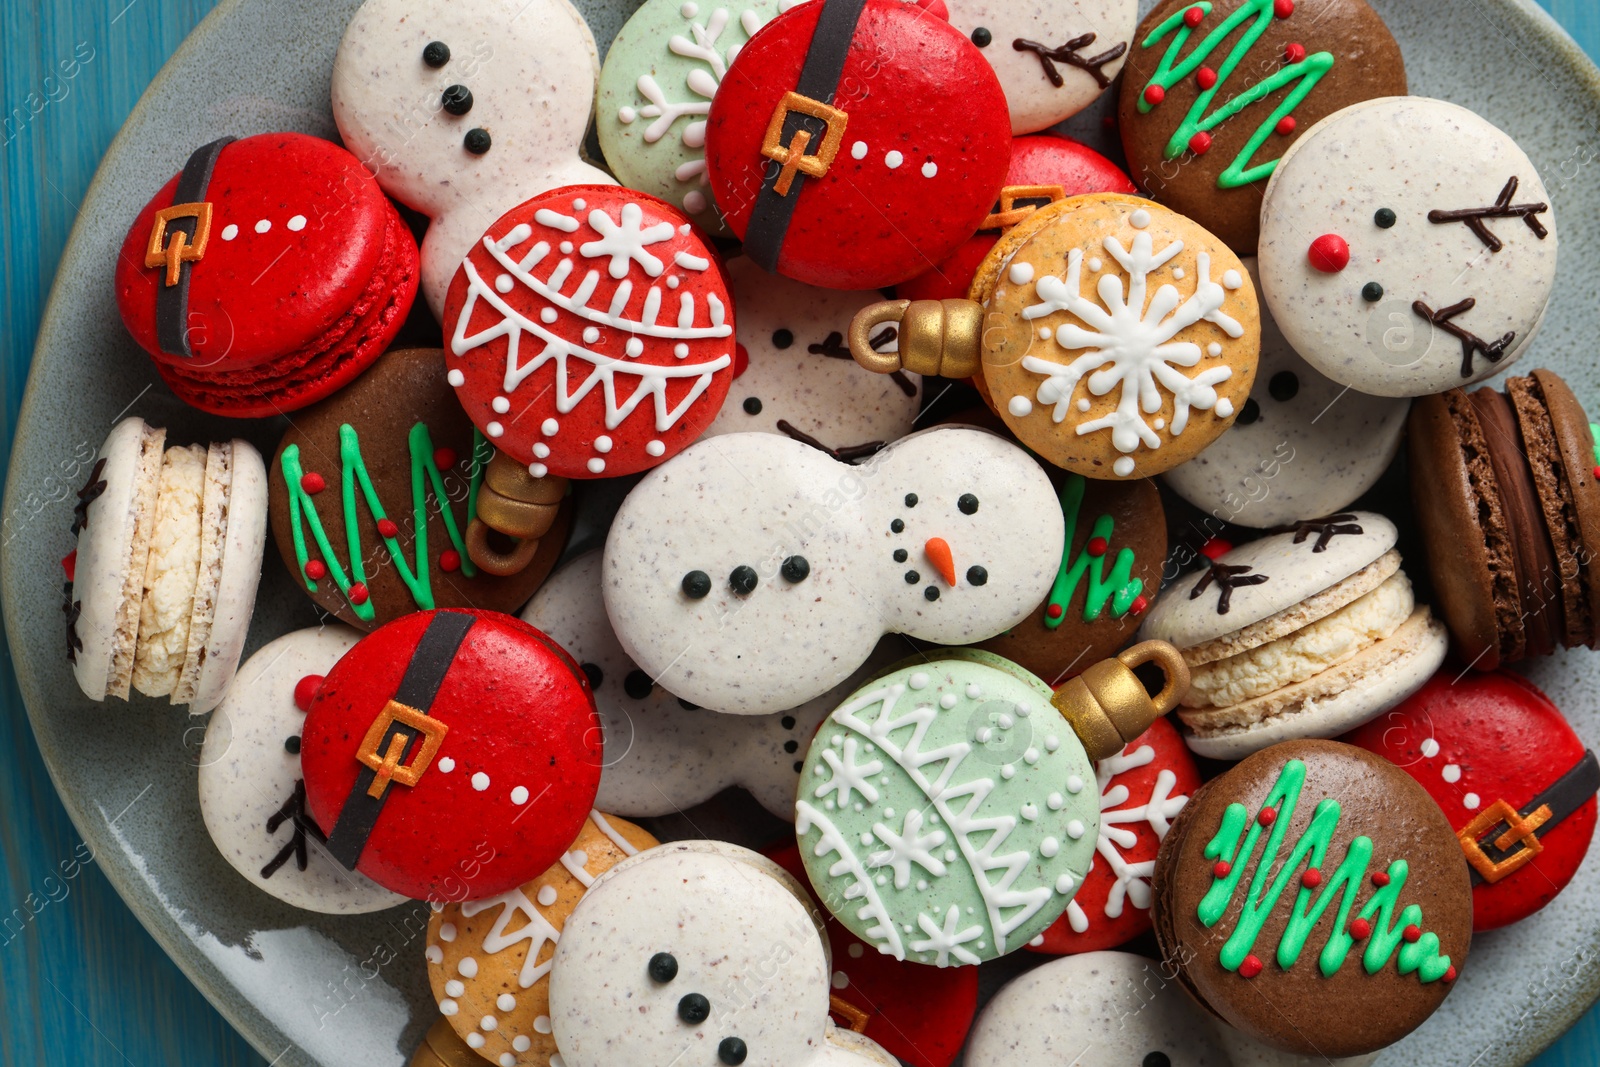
[2,0,1599,1064]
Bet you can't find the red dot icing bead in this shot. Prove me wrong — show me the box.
[1086,536,1109,557]
[433,447,458,472]
[1184,5,1205,27]
[1301,867,1322,888]
[1130,595,1150,616]
[61,549,77,582]
[1285,41,1307,63]
[1046,603,1065,620]
[1213,860,1232,879]
[1257,807,1276,827]
[348,582,370,606]
[1196,67,1217,90]
[1373,870,1391,887]
[1444,965,1457,982]
[1308,234,1351,273]
[293,674,324,713]
[439,549,461,573]
[1276,116,1297,136]
[1349,918,1372,940]
[1189,132,1213,155]
[1200,537,1232,560]
[1403,923,1422,943]
[733,342,750,379]
[376,518,400,539]
[1238,954,1264,978]
[1592,465,1600,480]
[300,471,326,494]
[304,559,328,581]
[1274,0,1294,17]
[1144,84,1166,107]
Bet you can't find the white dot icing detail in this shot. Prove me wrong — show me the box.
[1130,208,1151,229]
[1215,398,1235,419]
[480,1016,497,1032]
[1001,764,1015,779]
[1088,257,1103,272]
[1067,820,1086,839]
[1172,267,1185,280]
[529,463,548,478]
[848,943,864,958]
[542,418,560,436]
[254,219,271,233]
[492,396,511,414]
[537,884,558,906]
[1039,327,1053,340]
[646,440,666,456]
[445,979,464,997]
[922,161,938,178]
[588,458,607,474]
[1208,342,1223,357]
[852,141,868,159]
[447,368,465,387]
[1066,775,1084,794]
[1154,418,1166,430]
[583,327,601,344]
[1044,735,1059,752]
[532,443,550,459]
[1047,792,1064,810]
[288,214,306,231]
[1442,764,1462,783]
[1223,269,1243,290]
[832,970,849,989]
[497,993,517,1012]
[467,1034,485,1049]
[471,772,490,791]
[1464,792,1481,809]
[531,1019,550,1037]
[965,684,981,699]
[594,435,613,453]
[626,337,645,358]
[425,945,443,964]
[939,694,957,709]
[573,199,587,210]
[1040,837,1060,858]
[909,673,929,690]
[1056,873,1076,894]
[541,307,559,324]
[1076,398,1091,412]
[220,224,238,240]
[487,422,504,438]
[885,150,904,169]
[500,1056,515,1067]
[1420,738,1441,758]
[512,785,530,804]
[1009,262,1035,285]
[1113,456,1136,477]
[439,923,457,942]
[438,758,456,773]
[440,999,459,1016]
[674,343,689,358]
[495,274,514,293]
[559,242,575,254]
[458,957,479,978]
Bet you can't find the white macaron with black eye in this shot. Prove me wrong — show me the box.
[65,416,267,713]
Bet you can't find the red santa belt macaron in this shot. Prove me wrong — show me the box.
[1459,750,1599,885]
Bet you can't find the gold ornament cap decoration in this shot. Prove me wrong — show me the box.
[1052,640,1190,761]
[467,452,569,576]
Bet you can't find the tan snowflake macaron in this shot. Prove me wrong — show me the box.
[425,812,658,1066]
[977,193,1260,478]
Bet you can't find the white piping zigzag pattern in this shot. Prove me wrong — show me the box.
[795,799,904,958]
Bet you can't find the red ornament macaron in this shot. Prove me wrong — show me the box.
[444,185,736,479]
[1343,669,1599,931]
[115,133,420,418]
[300,609,603,901]
[767,843,978,1067]
[898,134,1137,302]
[704,0,1012,289]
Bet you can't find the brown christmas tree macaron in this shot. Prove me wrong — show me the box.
[1153,739,1471,1058]
[268,348,571,630]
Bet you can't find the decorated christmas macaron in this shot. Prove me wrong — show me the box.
[704,256,921,460]
[1139,512,1447,759]
[1117,0,1407,253]
[1153,740,1471,1058]
[1028,718,1200,954]
[300,609,602,901]
[603,426,1064,715]
[977,471,1166,685]
[1344,670,1599,932]
[597,0,807,230]
[445,186,737,479]
[768,842,979,1067]
[65,417,266,713]
[1258,97,1557,396]
[114,133,419,417]
[332,0,617,316]
[1408,370,1600,668]
[898,134,1136,303]
[704,0,1012,289]
[1162,259,1411,529]
[270,348,572,631]
[425,811,658,1064]
[548,841,898,1067]
[198,627,404,914]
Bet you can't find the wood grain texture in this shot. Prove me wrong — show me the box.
[0,0,1599,1065]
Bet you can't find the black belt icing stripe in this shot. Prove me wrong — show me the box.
[1467,749,1600,884]
[743,0,870,274]
[326,611,477,871]
[156,135,234,359]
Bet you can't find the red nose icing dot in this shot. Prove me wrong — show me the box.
[1308,234,1350,273]
[1143,84,1166,107]
[1184,5,1205,27]
[1196,67,1217,90]
[439,549,461,573]
[1238,955,1264,978]
[1189,132,1213,155]
[293,674,324,713]
[433,447,458,472]
[1285,41,1307,63]
[300,471,326,494]
[376,518,400,539]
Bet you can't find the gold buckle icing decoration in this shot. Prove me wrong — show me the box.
[144,201,215,287]
[761,91,849,197]
[1457,798,1552,883]
[355,699,450,800]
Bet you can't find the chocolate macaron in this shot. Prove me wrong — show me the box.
[1153,739,1471,1058]
[1408,368,1600,668]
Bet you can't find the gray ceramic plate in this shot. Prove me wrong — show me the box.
[5,0,1600,1064]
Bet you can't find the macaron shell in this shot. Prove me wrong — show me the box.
[1342,669,1598,932]
[980,194,1259,479]
[1161,259,1410,529]
[1117,0,1406,253]
[705,0,1012,289]
[184,439,267,714]
[1530,368,1600,643]
[1138,511,1397,651]
[197,626,404,914]
[1258,96,1557,396]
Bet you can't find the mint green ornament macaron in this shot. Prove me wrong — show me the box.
[597,0,804,230]
[795,650,1103,967]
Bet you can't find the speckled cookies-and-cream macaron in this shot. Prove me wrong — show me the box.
[1161,260,1410,529]
[1258,96,1557,397]
[1138,512,1447,759]
[197,626,403,914]
[975,193,1260,479]
[65,417,266,714]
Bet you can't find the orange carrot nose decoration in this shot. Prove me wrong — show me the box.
[924,537,957,586]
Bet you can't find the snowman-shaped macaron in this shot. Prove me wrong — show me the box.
[332,0,616,317]
[1258,97,1557,398]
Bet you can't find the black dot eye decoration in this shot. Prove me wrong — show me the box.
[781,556,810,583]
[893,548,908,563]
[1268,371,1299,402]
[904,570,921,585]
[743,397,763,415]
[422,41,450,68]
[682,570,712,599]
[624,670,654,699]
[283,735,301,755]
[1362,281,1384,302]
[648,952,678,983]
[464,128,492,155]
[678,993,711,1024]
[958,493,980,515]
[719,1037,749,1065]
[1375,207,1397,229]
[890,519,905,533]
[904,493,918,507]
[972,26,993,47]
[967,566,988,586]
[924,587,941,601]
[580,662,604,688]
[772,328,794,349]
[441,84,473,115]
[730,565,759,596]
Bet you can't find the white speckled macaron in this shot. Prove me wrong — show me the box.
[198,626,403,914]
[1258,96,1557,397]
[1138,512,1446,759]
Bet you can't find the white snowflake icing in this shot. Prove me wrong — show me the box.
[816,737,884,807]
[1062,743,1189,935]
[868,809,948,889]
[1016,228,1244,474]
[910,905,984,967]
[582,203,678,279]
